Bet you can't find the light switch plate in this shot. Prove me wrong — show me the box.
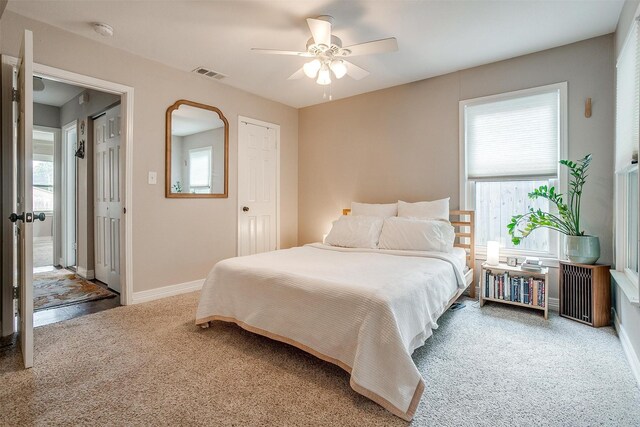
[148,171,157,185]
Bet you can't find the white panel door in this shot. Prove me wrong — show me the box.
[238,119,278,256]
[94,105,121,291]
[14,30,35,368]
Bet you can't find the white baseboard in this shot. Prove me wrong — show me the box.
[614,309,640,388]
[131,278,204,305]
[76,267,94,280]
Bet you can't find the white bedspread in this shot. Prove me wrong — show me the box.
[195,243,467,420]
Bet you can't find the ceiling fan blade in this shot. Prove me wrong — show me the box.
[288,67,306,80]
[343,38,398,57]
[251,48,312,57]
[343,60,369,80]
[307,18,332,47]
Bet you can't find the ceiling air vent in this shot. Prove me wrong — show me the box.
[192,67,227,80]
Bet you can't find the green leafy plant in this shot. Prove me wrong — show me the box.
[172,181,183,193]
[507,154,592,245]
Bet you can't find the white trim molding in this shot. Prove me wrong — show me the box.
[132,278,204,305]
[459,82,568,261]
[76,267,95,280]
[614,310,640,388]
[612,270,640,306]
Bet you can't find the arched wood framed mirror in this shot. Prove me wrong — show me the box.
[165,100,229,198]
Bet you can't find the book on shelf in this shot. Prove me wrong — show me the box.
[483,269,545,307]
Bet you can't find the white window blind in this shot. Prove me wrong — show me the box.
[189,147,212,188]
[465,90,560,180]
[615,19,640,171]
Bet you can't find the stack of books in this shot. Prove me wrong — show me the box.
[484,271,545,307]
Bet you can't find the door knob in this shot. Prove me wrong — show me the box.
[33,213,46,222]
[242,206,249,212]
[8,212,24,223]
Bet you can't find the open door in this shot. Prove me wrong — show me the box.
[9,30,35,368]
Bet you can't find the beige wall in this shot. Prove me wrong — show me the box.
[34,103,60,128]
[299,35,615,300]
[1,11,298,292]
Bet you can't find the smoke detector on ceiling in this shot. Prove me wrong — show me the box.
[93,22,114,37]
[33,77,44,92]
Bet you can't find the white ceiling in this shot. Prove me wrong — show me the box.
[33,78,84,107]
[8,0,625,108]
[172,104,225,136]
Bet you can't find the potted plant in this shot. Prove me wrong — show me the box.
[507,154,599,264]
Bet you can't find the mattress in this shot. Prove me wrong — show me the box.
[452,246,469,272]
[196,243,467,420]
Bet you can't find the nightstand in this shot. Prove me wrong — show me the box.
[480,262,549,319]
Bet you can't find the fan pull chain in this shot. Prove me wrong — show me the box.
[322,83,333,101]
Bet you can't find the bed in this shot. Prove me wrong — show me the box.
[196,210,474,420]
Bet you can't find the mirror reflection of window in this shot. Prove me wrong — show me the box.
[189,147,212,194]
[169,103,225,195]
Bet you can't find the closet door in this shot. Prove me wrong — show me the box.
[237,119,278,256]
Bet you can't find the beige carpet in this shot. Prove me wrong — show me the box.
[0,292,638,426]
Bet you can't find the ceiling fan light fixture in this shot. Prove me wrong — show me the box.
[316,67,331,85]
[330,60,347,79]
[303,59,321,78]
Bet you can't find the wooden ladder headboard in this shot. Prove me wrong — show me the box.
[341,208,475,271]
[450,210,475,271]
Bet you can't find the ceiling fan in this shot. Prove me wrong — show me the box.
[252,15,398,87]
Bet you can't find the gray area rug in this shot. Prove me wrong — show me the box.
[0,292,638,426]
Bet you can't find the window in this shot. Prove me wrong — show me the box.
[627,169,638,275]
[33,159,54,211]
[32,129,56,212]
[461,83,566,257]
[614,15,639,288]
[188,147,212,194]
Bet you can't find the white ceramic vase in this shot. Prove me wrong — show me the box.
[565,235,600,265]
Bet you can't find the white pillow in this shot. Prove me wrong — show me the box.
[351,202,398,218]
[378,217,455,253]
[397,198,449,221]
[325,215,384,249]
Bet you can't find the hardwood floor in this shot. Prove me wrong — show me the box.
[34,296,121,328]
[33,275,121,328]
[2,273,120,355]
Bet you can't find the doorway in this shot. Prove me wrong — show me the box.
[30,77,121,326]
[31,125,59,271]
[1,49,135,364]
[61,120,77,269]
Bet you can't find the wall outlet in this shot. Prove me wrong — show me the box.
[148,171,157,185]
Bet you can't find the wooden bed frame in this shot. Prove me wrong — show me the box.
[342,208,476,299]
